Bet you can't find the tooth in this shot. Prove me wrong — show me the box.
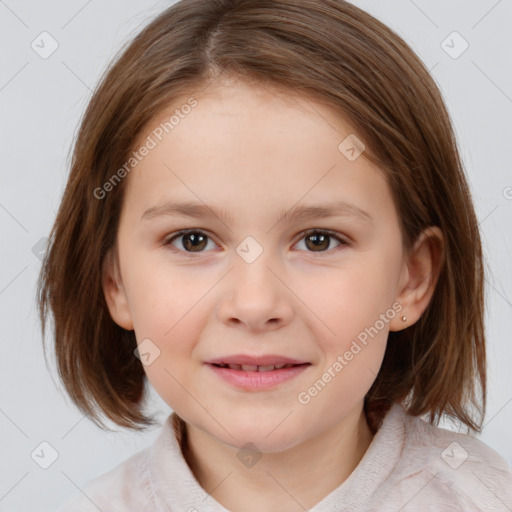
[241,365,258,371]
[274,364,286,369]
[228,364,242,370]
[257,365,275,372]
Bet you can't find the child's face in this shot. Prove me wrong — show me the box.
[105,76,410,451]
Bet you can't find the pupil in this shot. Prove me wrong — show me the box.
[307,233,328,251]
[184,232,207,251]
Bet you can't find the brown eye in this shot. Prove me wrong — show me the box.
[305,232,330,251]
[165,229,347,257]
[167,231,212,252]
[295,230,347,254]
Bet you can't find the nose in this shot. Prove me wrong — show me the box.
[216,250,294,333]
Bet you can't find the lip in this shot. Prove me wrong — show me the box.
[205,354,308,366]
[205,356,311,391]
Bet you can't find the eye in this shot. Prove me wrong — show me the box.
[164,229,348,256]
[293,229,348,255]
[165,229,217,254]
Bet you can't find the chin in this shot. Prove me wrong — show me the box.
[211,417,306,454]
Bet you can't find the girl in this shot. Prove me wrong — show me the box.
[38,0,512,510]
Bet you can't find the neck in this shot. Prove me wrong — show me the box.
[180,403,374,512]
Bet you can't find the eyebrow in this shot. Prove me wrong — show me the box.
[141,199,373,225]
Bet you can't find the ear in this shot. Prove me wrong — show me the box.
[389,226,445,331]
[101,249,134,330]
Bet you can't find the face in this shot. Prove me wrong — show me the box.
[104,76,411,452]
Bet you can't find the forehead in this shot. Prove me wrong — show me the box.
[122,78,392,222]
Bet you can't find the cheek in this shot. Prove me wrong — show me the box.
[301,341,385,428]
[134,298,206,414]
[126,259,210,359]
[294,258,398,345]
[122,261,200,383]
[124,253,199,334]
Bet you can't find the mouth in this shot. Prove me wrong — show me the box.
[205,355,311,390]
[210,362,309,372]
[206,354,310,367]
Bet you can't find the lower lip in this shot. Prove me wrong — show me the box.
[206,363,310,391]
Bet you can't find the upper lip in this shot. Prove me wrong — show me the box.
[206,354,309,366]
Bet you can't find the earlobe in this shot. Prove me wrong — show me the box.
[390,226,445,331]
[101,250,134,331]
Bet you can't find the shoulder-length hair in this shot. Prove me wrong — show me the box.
[37,0,486,433]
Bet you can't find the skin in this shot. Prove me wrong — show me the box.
[102,75,444,511]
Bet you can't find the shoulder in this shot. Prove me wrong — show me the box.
[383,405,512,511]
[55,446,159,512]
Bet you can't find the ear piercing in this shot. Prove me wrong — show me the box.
[401,316,407,322]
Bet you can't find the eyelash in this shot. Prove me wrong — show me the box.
[163,228,349,258]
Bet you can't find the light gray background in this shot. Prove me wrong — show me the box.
[1,0,511,510]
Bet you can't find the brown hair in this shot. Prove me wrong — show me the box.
[37,0,486,434]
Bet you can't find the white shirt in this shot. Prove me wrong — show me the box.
[56,403,512,511]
